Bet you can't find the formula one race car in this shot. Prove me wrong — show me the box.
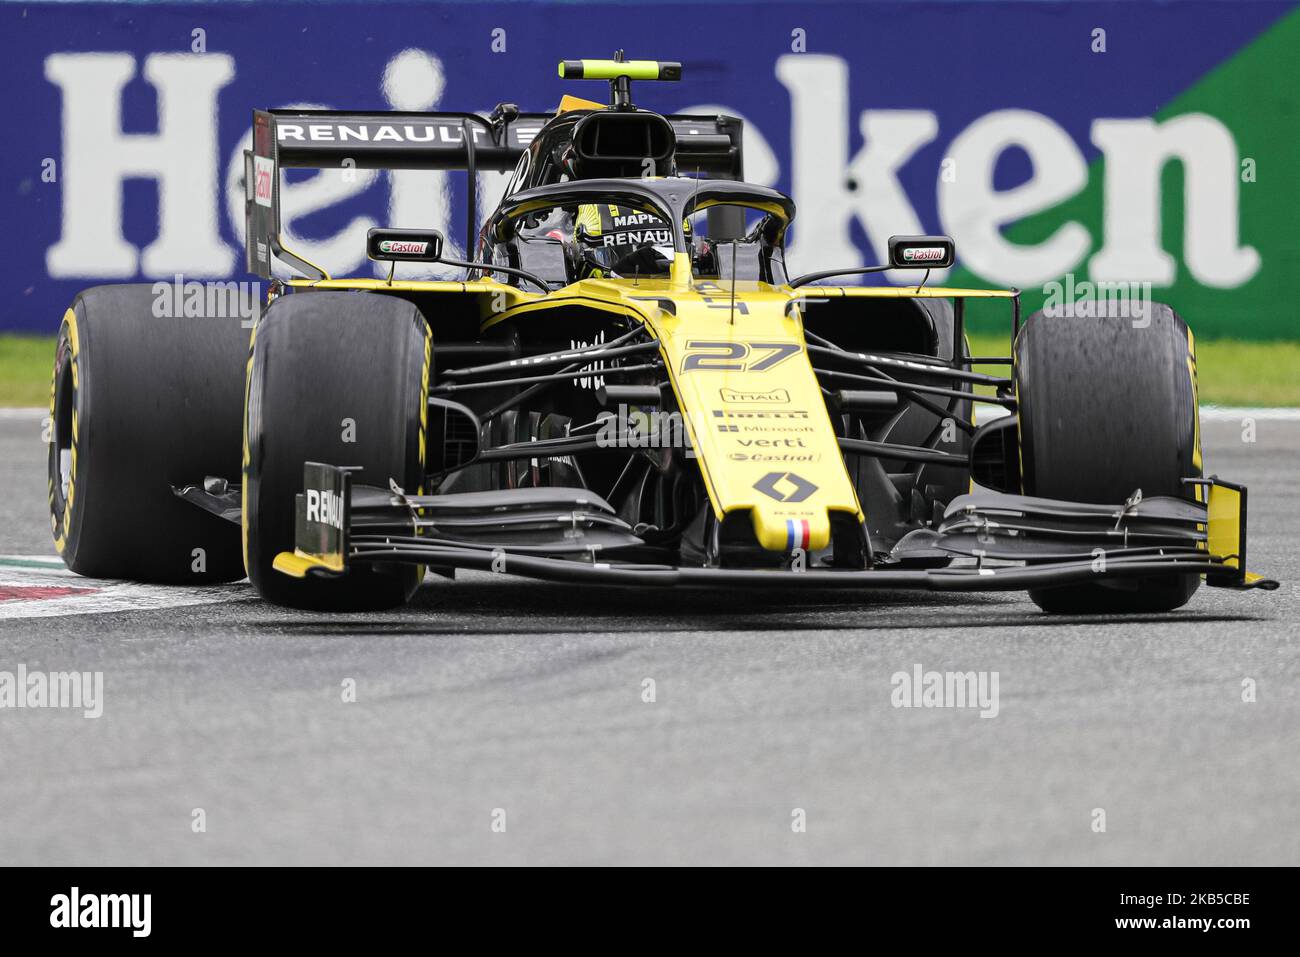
[48,55,1276,612]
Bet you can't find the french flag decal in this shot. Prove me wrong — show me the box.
[785,519,811,551]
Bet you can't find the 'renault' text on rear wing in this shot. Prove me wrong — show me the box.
[243,108,743,281]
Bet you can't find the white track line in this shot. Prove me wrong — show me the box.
[8,405,1300,422]
[0,555,249,620]
[973,406,1300,424]
[1200,406,1300,421]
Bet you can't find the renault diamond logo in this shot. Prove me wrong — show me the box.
[753,471,818,503]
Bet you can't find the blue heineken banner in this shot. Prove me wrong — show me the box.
[2,0,1298,336]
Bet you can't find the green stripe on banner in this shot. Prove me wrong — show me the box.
[956,5,1300,340]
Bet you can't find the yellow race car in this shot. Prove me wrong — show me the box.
[47,56,1275,612]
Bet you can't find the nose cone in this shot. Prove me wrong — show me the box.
[642,285,863,555]
[748,471,829,550]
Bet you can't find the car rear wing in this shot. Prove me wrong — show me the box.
[243,108,743,280]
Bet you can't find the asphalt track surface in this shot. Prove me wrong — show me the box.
[0,412,1296,866]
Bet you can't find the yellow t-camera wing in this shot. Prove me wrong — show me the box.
[558,60,682,81]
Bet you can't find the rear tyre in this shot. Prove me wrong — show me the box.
[1015,301,1202,614]
[48,285,248,583]
[243,291,431,610]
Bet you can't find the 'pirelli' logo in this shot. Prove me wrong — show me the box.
[712,409,809,420]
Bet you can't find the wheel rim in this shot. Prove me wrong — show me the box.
[51,336,76,513]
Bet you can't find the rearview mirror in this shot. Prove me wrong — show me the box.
[367,228,445,263]
[887,235,955,269]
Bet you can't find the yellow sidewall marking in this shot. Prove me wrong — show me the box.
[415,319,432,580]
[52,308,80,555]
[240,315,259,574]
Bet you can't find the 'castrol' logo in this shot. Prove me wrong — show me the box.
[253,156,275,208]
[378,240,428,255]
[901,246,946,263]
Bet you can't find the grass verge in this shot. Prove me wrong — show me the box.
[0,336,55,408]
[968,334,1300,408]
[3,333,1299,408]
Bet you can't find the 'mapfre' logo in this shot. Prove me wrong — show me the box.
[753,471,818,503]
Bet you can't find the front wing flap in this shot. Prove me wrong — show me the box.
[272,463,1277,592]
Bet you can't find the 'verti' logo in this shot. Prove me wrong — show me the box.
[50,887,151,938]
[753,471,818,503]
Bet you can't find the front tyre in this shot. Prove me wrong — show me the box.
[243,291,431,610]
[1015,301,1202,614]
[49,285,248,583]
